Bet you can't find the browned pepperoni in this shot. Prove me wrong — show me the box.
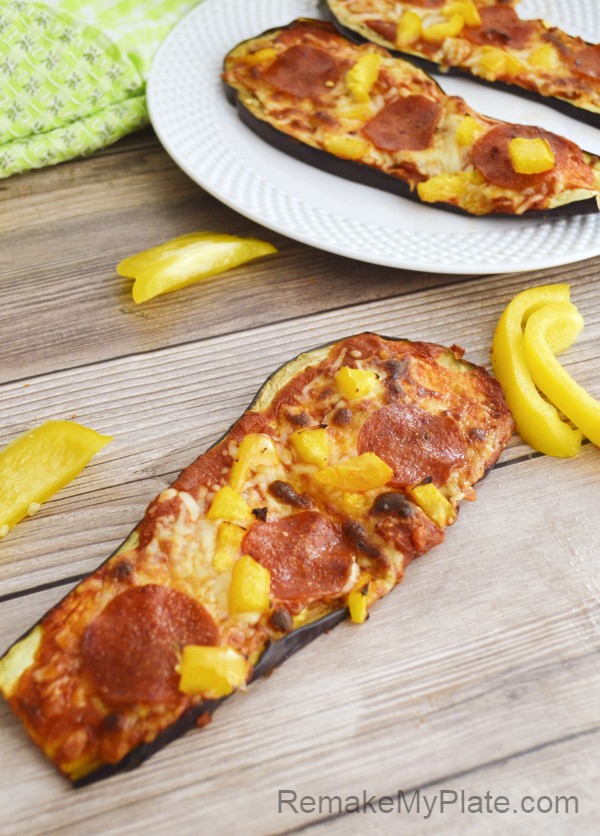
[366,19,397,44]
[572,44,600,80]
[262,45,340,99]
[472,123,590,192]
[362,95,441,152]
[82,585,218,706]
[358,402,466,487]
[242,511,354,603]
[464,6,538,49]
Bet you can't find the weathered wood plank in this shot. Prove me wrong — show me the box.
[0,139,454,385]
[301,732,599,835]
[3,132,600,385]
[0,446,598,835]
[0,268,597,596]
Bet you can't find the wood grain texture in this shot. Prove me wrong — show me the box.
[0,132,455,385]
[1,130,599,835]
[1,451,598,835]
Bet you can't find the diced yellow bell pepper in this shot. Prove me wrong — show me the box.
[509,137,555,175]
[417,173,469,204]
[179,645,249,698]
[456,115,485,147]
[0,420,112,538]
[290,428,329,469]
[523,302,600,448]
[335,366,379,400]
[329,490,370,516]
[491,285,582,457]
[396,10,423,46]
[244,47,278,66]
[338,102,373,122]
[348,590,368,624]
[313,453,393,492]
[422,14,464,43]
[345,52,381,102]
[528,44,559,71]
[478,46,506,79]
[229,433,279,491]
[229,554,271,614]
[206,485,253,523]
[213,522,246,572]
[348,572,371,624]
[444,2,480,26]
[478,47,525,80]
[409,483,456,528]
[322,135,370,160]
[117,233,277,304]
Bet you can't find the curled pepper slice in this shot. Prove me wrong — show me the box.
[491,284,582,457]
[117,232,277,303]
[524,302,600,448]
[0,420,112,538]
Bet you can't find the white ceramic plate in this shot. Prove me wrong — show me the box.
[148,0,600,275]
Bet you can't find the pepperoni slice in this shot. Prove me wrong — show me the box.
[242,511,354,603]
[358,403,466,487]
[464,6,538,50]
[572,44,600,80]
[472,123,589,192]
[366,20,397,44]
[362,95,441,152]
[262,45,340,99]
[82,585,219,706]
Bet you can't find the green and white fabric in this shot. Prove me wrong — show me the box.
[0,0,201,178]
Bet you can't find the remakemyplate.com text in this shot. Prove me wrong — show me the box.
[278,789,579,819]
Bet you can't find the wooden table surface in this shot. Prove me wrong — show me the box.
[1,128,599,836]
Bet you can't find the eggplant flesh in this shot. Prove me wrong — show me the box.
[223,19,600,217]
[322,1,600,129]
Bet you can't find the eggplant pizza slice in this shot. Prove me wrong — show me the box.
[325,0,600,127]
[223,19,600,216]
[0,334,514,784]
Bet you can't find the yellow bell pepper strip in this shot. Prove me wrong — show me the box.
[0,420,112,538]
[117,232,277,303]
[491,285,582,458]
[178,646,249,698]
[524,302,600,448]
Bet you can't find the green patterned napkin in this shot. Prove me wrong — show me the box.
[0,0,200,178]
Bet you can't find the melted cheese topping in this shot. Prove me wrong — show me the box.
[0,335,514,780]
[330,0,600,114]
[224,20,600,215]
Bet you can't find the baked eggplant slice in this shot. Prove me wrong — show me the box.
[0,333,514,785]
[222,19,600,216]
[324,0,600,128]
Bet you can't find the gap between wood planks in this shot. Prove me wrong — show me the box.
[277,726,600,835]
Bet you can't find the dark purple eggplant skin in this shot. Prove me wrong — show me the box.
[321,1,600,130]
[223,20,599,219]
[73,608,347,787]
